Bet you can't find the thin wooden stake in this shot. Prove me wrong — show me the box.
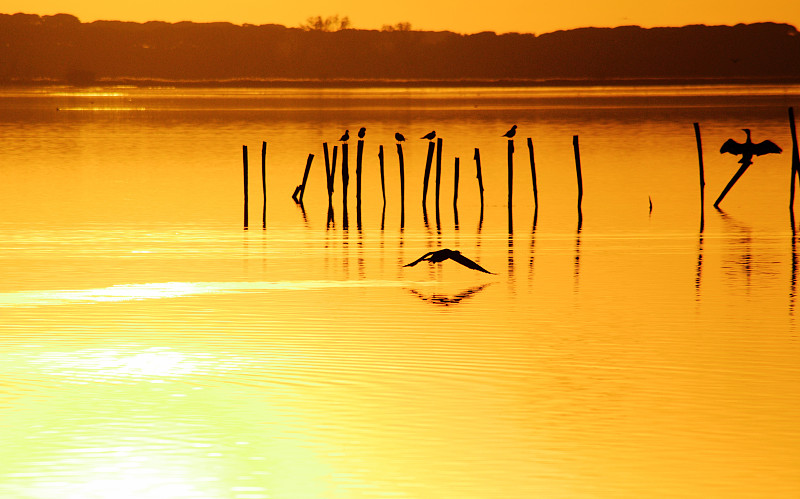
[435,137,443,215]
[379,145,386,207]
[261,141,267,230]
[789,107,800,210]
[693,123,705,231]
[527,138,538,209]
[356,139,364,208]
[453,157,460,211]
[298,153,314,204]
[397,143,405,227]
[573,135,583,211]
[714,162,751,208]
[341,143,349,228]
[243,145,249,229]
[323,142,332,197]
[507,139,514,209]
[422,141,435,209]
[474,148,484,209]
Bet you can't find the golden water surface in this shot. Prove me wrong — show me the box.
[0,85,799,498]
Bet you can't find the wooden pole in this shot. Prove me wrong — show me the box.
[454,158,460,228]
[243,145,249,229]
[527,138,538,209]
[261,141,267,229]
[379,145,386,207]
[435,137,443,215]
[789,107,800,210]
[298,153,314,204]
[693,123,705,231]
[323,142,332,197]
[714,161,751,208]
[573,135,583,211]
[356,139,364,208]
[331,145,338,192]
[342,143,349,228]
[397,143,406,227]
[693,123,705,206]
[453,157,460,211]
[422,141,435,209]
[507,139,514,209]
[474,148,484,210]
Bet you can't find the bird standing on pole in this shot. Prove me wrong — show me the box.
[339,130,349,142]
[502,125,517,138]
[358,127,366,139]
[720,128,781,165]
[421,130,436,140]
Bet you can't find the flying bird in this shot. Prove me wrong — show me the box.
[502,125,517,138]
[395,132,405,142]
[421,130,436,140]
[339,130,349,142]
[357,127,366,139]
[404,248,493,274]
[720,128,781,165]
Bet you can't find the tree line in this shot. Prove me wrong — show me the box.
[1,13,799,85]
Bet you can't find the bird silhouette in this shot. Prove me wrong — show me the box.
[404,248,493,274]
[357,127,366,139]
[720,128,781,165]
[421,130,436,140]
[395,132,405,142]
[339,130,349,142]
[502,125,517,138]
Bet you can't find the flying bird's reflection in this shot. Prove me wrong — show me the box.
[406,283,492,307]
[404,248,493,274]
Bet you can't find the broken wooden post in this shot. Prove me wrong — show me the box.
[453,157,460,227]
[507,139,514,209]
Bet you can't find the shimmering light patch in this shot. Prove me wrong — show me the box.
[0,280,426,306]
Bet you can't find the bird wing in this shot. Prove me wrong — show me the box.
[449,252,493,274]
[720,139,744,155]
[403,252,434,267]
[753,140,782,156]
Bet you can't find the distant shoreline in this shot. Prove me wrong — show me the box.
[3,76,800,89]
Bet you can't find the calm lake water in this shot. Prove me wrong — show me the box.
[1,85,799,498]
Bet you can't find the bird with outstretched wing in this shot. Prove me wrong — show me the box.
[404,248,493,274]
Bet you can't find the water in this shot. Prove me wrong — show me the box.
[1,85,799,498]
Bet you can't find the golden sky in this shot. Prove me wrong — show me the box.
[4,0,798,34]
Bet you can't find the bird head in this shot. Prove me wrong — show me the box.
[742,128,751,137]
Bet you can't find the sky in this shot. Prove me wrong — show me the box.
[4,0,798,34]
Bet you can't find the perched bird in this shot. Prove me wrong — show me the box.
[357,127,366,139]
[720,128,781,165]
[339,130,349,142]
[502,125,517,138]
[404,248,493,274]
[395,132,406,142]
[421,130,436,140]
